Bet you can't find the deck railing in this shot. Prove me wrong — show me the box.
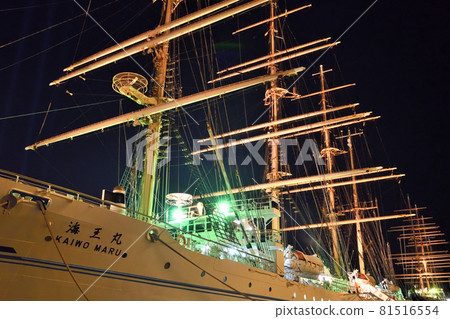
[0,168,276,272]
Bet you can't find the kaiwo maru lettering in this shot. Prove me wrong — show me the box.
[54,221,125,257]
[54,235,124,256]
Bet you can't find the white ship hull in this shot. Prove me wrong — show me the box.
[0,171,360,301]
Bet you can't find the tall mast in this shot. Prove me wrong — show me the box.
[411,204,429,295]
[418,213,431,293]
[391,208,450,295]
[267,0,284,275]
[140,0,174,216]
[347,132,365,274]
[268,0,279,202]
[408,197,425,295]
[318,65,342,276]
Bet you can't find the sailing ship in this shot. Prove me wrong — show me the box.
[0,0,412,300]
[390,201,450,300]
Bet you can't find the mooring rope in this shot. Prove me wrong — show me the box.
[158,237,255,301]
[37,200,89,301]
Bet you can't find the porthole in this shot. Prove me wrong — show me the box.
[201,271,206,277]
[249,282,252,288]
[313,296,315,301]
[44,236,52,242]
[293,292,296,298]
[223,276,227,282]
[164,262,171,269]
[121,253,128,258]
[304,294,306,300]
[269,287,272,292]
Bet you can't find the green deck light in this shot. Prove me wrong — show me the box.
[218,202,230,213]
[172,208,184,221]
[217,202,235,217]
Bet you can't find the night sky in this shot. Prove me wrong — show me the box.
[1,0,449,288]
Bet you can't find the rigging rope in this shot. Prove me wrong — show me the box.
[0,33,82,72]
[72,0,92,63]
[63,94,117,165]
[0,0,133,72]
[0,99,121,121]
[157,237,255,301]
[253,178,350,277]
[33,151,79,189]
[0,1,67,13]
[37,200,89,301]
[37,102,52,138]
[0,0,120,50]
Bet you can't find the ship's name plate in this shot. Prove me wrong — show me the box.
[53,220,126,257]
[54,235,124,257]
